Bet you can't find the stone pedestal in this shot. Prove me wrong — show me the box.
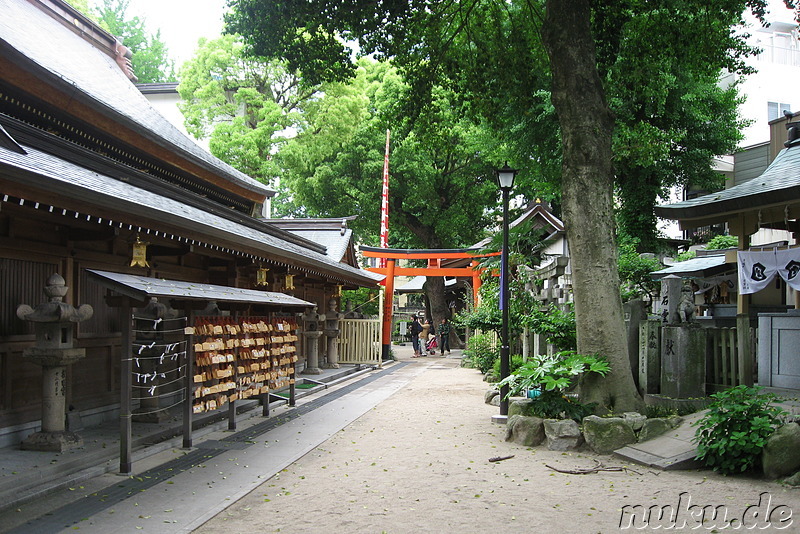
[660,325,707,398]
[21,348,85,452]
[638,319,661,395]
[323,299,343,369]
[302,305,325,375]
[303,330,324,374]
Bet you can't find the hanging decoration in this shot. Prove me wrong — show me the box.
[130,235,150,268]
[738,248,800,294]
[334,284,343,297]
[256,265,269,287]
[284,273,295,290]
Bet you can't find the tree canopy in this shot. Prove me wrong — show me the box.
[95,0,176,83]
[224,0,797,412]
[177,34,319,183]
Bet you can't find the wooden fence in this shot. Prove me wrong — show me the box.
[337,318,381,366]
[706,326,756,390]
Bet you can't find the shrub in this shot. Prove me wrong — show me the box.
[463,332,499,374]
[693,386,787,475]
[705,235,738,250]
[497,351,610,421]
[492,354,525,379]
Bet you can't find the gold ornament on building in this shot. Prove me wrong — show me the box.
[256,266,269,287]
[130,236,150,268]
[284,273,295,290]
[334,284,343,297]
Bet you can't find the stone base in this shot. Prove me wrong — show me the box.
[491,414,508,425]
[21,430,83,452]
[303,367,322,375]
[322,363,340,369]
[132,409,171,423]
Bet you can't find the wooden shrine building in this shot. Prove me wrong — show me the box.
[0,0,381,448]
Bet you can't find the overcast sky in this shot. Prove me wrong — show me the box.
[120,0,228,67]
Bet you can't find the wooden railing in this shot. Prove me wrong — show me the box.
[337,318,381,366]
[706,326,755,390]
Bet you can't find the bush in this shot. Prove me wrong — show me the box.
[463,332,499,374]
[693,386,787,475]
[497,351,610,421]
[705,235,738,250]
[492,354,525,379]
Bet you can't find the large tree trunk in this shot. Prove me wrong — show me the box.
[542,0,642,413]
[424,276,449,347]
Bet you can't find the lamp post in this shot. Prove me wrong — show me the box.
[496,164,517,417]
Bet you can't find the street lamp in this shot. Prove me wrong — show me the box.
[496,163,517,417]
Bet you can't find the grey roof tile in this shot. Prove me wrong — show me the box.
[0,0,272,198]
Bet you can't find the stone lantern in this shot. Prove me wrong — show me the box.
[301,305,325,375]
[16,273,93,452]
[323,299,344,369]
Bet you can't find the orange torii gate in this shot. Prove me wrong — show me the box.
[360,245,500,360]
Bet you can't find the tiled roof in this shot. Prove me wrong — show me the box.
[87,270,314,307]
[651,254,731,279]
[0,141,382,285]
[655,143,800,220]
[0,0,272,198]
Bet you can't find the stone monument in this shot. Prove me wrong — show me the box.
[16,273,93,452]
[659,275,707,398]
[301,306,325,375]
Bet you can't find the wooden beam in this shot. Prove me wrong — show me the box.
[360,247,500,260]
[367,267,482,277]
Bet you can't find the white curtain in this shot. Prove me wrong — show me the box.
[738,248,800,294]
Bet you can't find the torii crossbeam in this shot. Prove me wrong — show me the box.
[360,245,500,360]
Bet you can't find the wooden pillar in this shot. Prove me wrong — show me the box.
[381,259,396,360]
[732,217,753,386]
[119,298,133,474]
[182,309,195,449]
[471,260,482,309]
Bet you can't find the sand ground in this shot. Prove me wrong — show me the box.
[195,352,799,533]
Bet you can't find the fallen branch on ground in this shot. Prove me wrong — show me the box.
[544,458,641,475]
[488,455,515,463]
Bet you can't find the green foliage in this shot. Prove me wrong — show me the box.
[705,235,738,250]
[338,288,378,316]
[497,351,610,421]
[177,35,319,183]
[525,392,598,423]
[617,235,662,303]
[693,386,787,475]
[493,354,525,379]
[520,304,577,352]
[94,0,175,83]
[276,59,505,250]
[498,351,610,396]
[462,332,498,374]
[676,249,697,262]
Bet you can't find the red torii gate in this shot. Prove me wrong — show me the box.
[360,245,500,360]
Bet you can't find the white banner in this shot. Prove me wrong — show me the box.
[738,248,800,294]
[776,248,800,292]
[738,250,778,294]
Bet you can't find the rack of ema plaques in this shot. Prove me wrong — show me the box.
[188,316,298,432]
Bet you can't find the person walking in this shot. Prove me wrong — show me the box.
[410,316,423,357]
[419,317,431,356]
[439,318,451,354]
